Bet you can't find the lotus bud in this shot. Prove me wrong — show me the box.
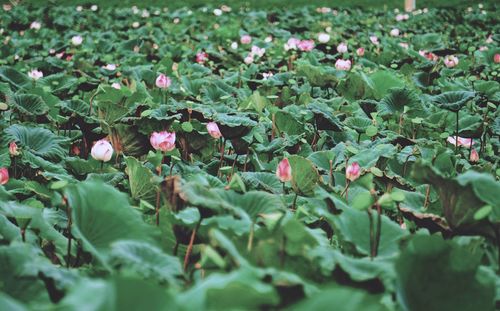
[150,131,176,152]
[276,158,292,182]
[346,162,361,181]
[91,139,114,162]
[0,168,8,185]
[207,122,222,139]
[155,73,171,89]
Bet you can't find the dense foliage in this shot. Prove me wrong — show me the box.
[0,2,499,310]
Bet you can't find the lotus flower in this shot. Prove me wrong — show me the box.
[335,59,352,71]
[0,168,9,185]
[318,33,330,43]
[240,34,252,44]
[196,51,208,64]
[71,35,83,46]
[494,54,500,64]
[262,72,274,80]
[111,82,121,90]
[230,42,238,49]
[30,21,41,30]
[103,64,116,71]
[356,47,365,56]
[276,158,292,182]
[28,69,43,80]
[91,139,114,162]
[337,42,348,53]
[244,55,254,64]
[390,28,400,37]
[369,36,379,45]
[155,74,171,89]
[213,8,222,16]
[150,131,176,152]
[470,149,479,162]
[284,37,300,51]
[298,40,314,52]
[346,162,361,182]
[250,45,265,58]
[444,55,459,68]
[9,142,19,156]
[447,136,475,148]
[206,122,222,139]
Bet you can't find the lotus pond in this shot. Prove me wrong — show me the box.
[0,2,499,311]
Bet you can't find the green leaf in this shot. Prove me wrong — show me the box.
[8,94,49,116]
[288,155,321,197]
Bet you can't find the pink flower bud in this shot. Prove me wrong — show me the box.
[150,131,176,152]
[244,55,254,64]
[390,28,400,37]
[206,122,222,139]
[356,47,365,56]
[335,59,352,71]
[240,35,252,44]
[0,168,9,185]
[155,74,171,89]
[444,55,459,68]
[9,142,19,156]
[276,158,292,182]
[71,35,83,46]
[297,40,315,52]
[346,162,361,182]
[196,52,208,64]
[494,54,500,64]
[28,69,43,80]
[91,139,114,162]
[470,149,479,162]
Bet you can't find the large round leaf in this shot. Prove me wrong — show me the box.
[288,155,321,197]
[8,94,49,116]
[431,91,475,112]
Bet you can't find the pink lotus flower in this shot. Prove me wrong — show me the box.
[335,59,352,71]
[0,168,9,185]
[71,35,83,46]
[346,162,361,182]
[155,74,171,89]
[91,139,114,162]
[196,51,208,64]
[419,50,439,62]
[250,45,266,58]
[369,36,379,45]
[447,136,475,148]
[284,37,300,51]
[111,82,121,90]
[470,149,479,162]
[30,21,41,30]
[494,54,500,64]
[262,72,273,80]
[444,55,459,68]
[276,158,292,182]
[390,28,400,37]
[337,42,348,53]
[240,35,252,44]
[356,47,365,56]
[150,131,176,152]
[399,42,409,49]
[9,142,19,156]
[206,122,222,139]
[297,40,314,52]
[28,69,43,80]
[479,46,488,51]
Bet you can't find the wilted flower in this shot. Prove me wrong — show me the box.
[240,34,252,44]
[346,162,361,181]
[9,142,19,156]
[155,74,171,89]
[369,36,379,45]
[390,28,400,37]
[494,54,500,63]
[297,39,314,52]
[196,51,208,64]
[276,158,292,182]
[318,33,330,43]
[0,168,9,185]
[28,69,43,80]
[103,64,116,71]
[30,21,41,30]
[356,47,365,56]
[206,122,222,139]
[447,136,474,148]
[71,35,83,46]
[150,131,176,152]
[335,59,352,71]
[470,149,479,162]
[444,55,459,68]
[337,42,348,53]
[91,139,113,162]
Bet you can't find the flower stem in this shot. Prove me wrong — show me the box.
[455,111,459,152]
